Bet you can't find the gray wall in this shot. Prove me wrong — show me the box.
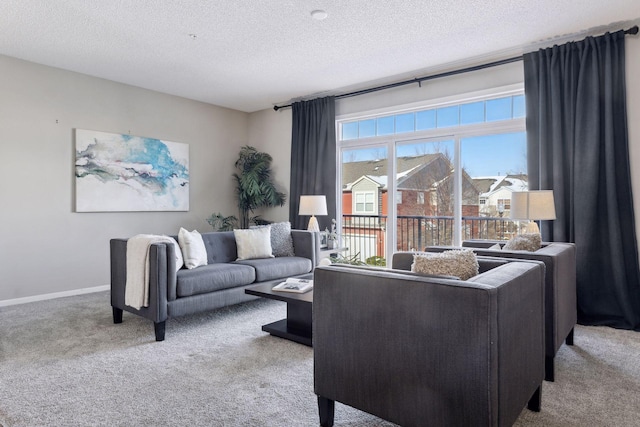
[0,55,248,302]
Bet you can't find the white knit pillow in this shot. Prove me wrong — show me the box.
[503,233,542,252]
[178,228,208,269]
[234,227,274,260]
[411,250,479,280]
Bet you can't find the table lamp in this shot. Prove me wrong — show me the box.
[510,190,556,234]
[298,195,327,232]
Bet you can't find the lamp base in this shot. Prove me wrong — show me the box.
[524,221,540,234]
[307,215,320,232]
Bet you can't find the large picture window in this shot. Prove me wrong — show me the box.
[338,86,526,264]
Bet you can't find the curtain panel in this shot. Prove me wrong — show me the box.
[524,30,640,330]
[289,97,337,231]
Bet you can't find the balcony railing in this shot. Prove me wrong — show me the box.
[339,214,518,264]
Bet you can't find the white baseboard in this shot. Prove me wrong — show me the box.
[0,285,110,307]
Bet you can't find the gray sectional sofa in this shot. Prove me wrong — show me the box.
[313,254,546,427]
[110,229,319,341]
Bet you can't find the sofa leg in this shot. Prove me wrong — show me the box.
[545,355,554,382]
[154,321,166,341]
[527,385,541,412]
[112,307,123,324]
[318,395,335,427]
[566,327,575,346]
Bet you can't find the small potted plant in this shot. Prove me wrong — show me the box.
[326,219,339,249]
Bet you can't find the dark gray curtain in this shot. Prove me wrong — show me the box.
[524,30,640,330]
[289,96,336,231]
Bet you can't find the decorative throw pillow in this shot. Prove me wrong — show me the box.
[178,228,208,269]
[411,250,479,280]
[250,221,295,257]
[503,233,542,252]
[234,227,274,260]
[165,236,184,270]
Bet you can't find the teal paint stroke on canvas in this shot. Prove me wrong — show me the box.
[75,129,190,212]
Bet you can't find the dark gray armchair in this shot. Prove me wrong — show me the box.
[425,241,576,381]
[313,255,546,427]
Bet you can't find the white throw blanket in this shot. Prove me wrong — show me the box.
[125,234,176,310]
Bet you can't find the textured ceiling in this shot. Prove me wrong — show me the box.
[1,1,639,112]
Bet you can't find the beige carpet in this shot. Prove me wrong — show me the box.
[0,291,638,426]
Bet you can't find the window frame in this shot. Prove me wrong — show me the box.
[337,84,526,261]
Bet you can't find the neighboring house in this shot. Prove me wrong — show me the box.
[343,153,481,218]
[474,175,528,217]
[341,154,481,257]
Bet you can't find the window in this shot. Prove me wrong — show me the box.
[339,86,526,262]
[354,191,375,214]
[497,198,511,210]
[340,94,526,141]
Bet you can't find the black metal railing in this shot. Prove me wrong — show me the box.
[339,214,518,264]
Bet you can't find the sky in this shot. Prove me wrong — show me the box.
[343,131,527,178]
[341,94,527,178]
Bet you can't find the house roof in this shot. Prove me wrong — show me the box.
[347,175,387,191]
[344,154,483,201]
[475,175,528,197]
[342,154,440,187]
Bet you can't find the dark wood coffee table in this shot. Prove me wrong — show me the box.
[245,274,313,346]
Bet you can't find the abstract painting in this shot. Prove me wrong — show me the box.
[75,129,189,212]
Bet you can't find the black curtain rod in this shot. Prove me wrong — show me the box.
[273,25,638,111]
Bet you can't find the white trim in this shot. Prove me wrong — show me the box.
[0,285,109,307]
[336,83,524,122]
[454,137,462,246]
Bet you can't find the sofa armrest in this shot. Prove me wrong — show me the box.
[536,243,577,352]
[462,239,504,249]
[110,238,175,323]
[291,230,320,267]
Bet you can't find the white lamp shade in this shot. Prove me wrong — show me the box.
[510,190,556,220]
[299,195,328,232]
[298,195,328,216]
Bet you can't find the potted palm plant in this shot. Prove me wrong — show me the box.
[208,146,286,230]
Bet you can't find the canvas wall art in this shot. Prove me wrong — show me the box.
[75,129,189,212]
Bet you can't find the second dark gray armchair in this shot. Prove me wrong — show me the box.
[433,240,577,382]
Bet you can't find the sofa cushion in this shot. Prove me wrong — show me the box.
[236,257,312,282]
[251,222,295,257]
[411,249,479,280]
[176,263,256,297]
[233,228,274,260]
[503,233,542,252]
